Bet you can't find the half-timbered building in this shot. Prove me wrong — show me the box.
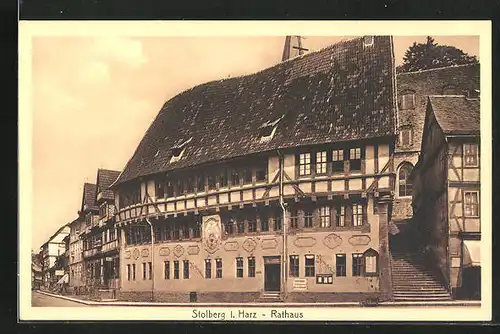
[79,170,121,298]
[111,36,399,303]
[411,95,481,300]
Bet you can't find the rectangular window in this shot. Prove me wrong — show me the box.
[248,220,257,233]
[205,259,212,279]
[177,178,185,195]
[336,254,346,277]
[185,175,195,194]
[225,221,234,235]
[400,93,415,110]
[256,162,267,182]
[304,210,313,228]
[305,255,315,277]
[316,151,327,174]
[166,180,174,198]
[464,191,480,217]
[464,144,479,167]
[219,169,228,188]
[132,264,136,280]
[155,179,165,199]
[148,262,152,280]
[335,206,345,227]
[332,149,344,173]
[352,204,364,227]
[216,258,222,279]
[127,264,131,281]
[242,168,253,184]
[197,174,205,192]
[400,127,412,146]
[192,220,201,238]
[260,216,269,232]
[183,260,189,279]
[248,257,256,277]
[236,257,244,278]
[289,210,298,229]
[299,153,311,176]
[349,148,362,172]
[207,174,217,190]
[142,262,147,280]
[164,261,170,280]
[352,254,364,276]
[319,206,331,228]
[237,221,245,234]
[274,215,282,231]
[289,255,299,277]
[230,169,240,187]
[173,260,179,279]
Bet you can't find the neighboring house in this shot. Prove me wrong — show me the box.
[111,36,398,303]
[411,95,481,300]
[392,63,480,227]
[31,252,43,290]
[40,224,70,288]
[68,216,86,291]
[80,170,121,297]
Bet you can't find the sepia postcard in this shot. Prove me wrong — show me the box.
[19,20,492,322]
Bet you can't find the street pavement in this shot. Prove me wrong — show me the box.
[31,291,89,307]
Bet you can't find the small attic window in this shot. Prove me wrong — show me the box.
[363,36,374,47]
[169,137,192,163]
[259,115,284,144]
[468,89,480,99]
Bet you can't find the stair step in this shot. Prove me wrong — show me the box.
[393,291,450,295]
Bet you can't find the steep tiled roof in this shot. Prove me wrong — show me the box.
[96,169,120,200]
[428,95,480,135]
[114,36,397,186]
[82,183,98,211]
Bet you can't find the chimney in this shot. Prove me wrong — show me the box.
[282,36,308,61]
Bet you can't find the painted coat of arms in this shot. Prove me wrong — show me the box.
[202,215,222,253]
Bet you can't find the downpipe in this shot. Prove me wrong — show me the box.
[277,150,287,301]
[145,217,155,302]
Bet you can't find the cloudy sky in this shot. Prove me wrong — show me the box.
[30,34,479,250]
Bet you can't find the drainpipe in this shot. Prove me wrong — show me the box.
[145,217,155,302]
[277,150,287,300]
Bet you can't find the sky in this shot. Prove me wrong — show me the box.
[30,35,479,250]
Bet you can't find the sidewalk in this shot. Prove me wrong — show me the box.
[36,290,481,308]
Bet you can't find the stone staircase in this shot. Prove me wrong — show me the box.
[258,291,282,303]
[391,252,452,302]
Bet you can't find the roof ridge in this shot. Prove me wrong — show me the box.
[397,63,479,75]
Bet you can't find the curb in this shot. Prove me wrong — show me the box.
[35,291,481,308]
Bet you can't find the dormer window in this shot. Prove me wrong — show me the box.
[259,116,284,143]
[363,36,374,47]
[169,137,192,163]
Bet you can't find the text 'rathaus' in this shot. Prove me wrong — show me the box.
[35,36,481,304]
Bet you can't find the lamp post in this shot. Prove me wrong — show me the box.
[145,217,155,302]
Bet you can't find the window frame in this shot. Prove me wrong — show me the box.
[398,162,414,198]
[183,260,190,279]
[463,143,479,167]
[304,255,315,277]
[316,151,328,175]
[400,93,415,110]
[336,254,346,277]
[464,190,480,218]
[216,258,223,279]
[236,257,244,278]
[289,209,298,229]
[332,149,345,174]
[352,253,364,277]
[173,260,180,280]
[364,249,379,276]
[352,204,364,227]
[289,255,299,277]
[204,259,212,279]
[349,147,362,172]
[319,206,331,228]
[304,210,313,228]
[298,152,312,176]
[248,257,256,278]
[164,261,170,280]
[335,206,345,227]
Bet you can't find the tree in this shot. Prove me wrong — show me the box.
[396,36,478,73]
